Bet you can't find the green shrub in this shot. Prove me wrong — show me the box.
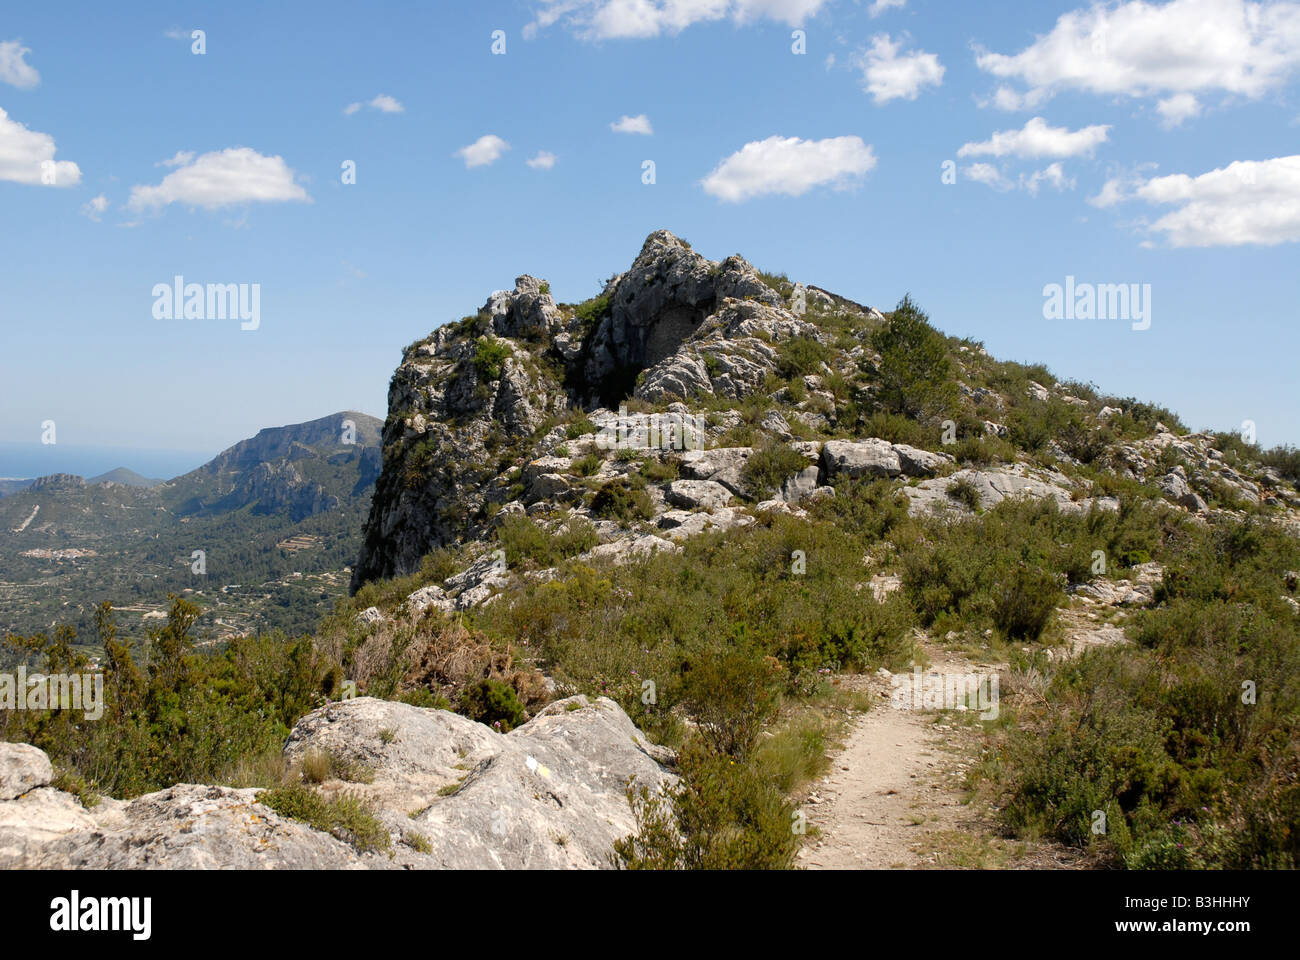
[1261,444,1300,484]
[496,514,598,568]
[854,410,936,448]
[574,295,610,335]
[640,458,680,482]
[897,500,1096,641]
[612,741,799,870]
[808,477,911,543]
[566,416,597,439]
[591,479,654,524]
[473,337,512,382]
[757,270,792,297]
[947,476,981,510]
[572,453,601,476]
[991,563,1063,641]
[259,783,391,853]
[681,643,782,758]
[741,441,808,499]
[988,512,1300,868]
[458,678,527,732]
[776,336,831,379]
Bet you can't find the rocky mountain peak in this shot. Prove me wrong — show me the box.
[350,229,1300,596]
[28,474,87,493]
[350,230,876,588]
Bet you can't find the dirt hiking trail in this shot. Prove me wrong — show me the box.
[800,630,1102,870]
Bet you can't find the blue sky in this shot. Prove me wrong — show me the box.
[2,0,1298,478]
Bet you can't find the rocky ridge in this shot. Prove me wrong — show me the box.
[351,230,1300,612]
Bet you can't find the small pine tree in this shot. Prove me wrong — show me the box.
[869,294,958,422]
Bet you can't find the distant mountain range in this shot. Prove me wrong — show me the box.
[0,468,167,495]
[0,411,383,645]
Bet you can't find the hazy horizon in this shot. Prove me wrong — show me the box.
[0,441,222,482]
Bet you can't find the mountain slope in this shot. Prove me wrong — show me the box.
[353,229,1300,593]
[0,411,383,643]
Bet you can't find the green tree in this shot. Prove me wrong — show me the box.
[869,294,958,421]
[96,601,143,723]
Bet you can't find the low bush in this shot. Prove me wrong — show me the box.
[472,337,512,382]
[457,678,527,732]
[741,441,808,499]
[259,783,390,853]
[612,740,799,870]
[496,514,598,568]
[590,479,654,524]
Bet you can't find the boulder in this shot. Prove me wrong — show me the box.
[0,743,53,801]
[665,479,734,511]
[902,466,1107,517]
[821,439,902,479]
[0,696,675,870]
[407,697,673,869]
[678,447,754,496]
[407,585,455,616]
[892,443,954,477]
[779,465,822,504]
[356,606,387,625]
[585,534,682,564]
[1159,468,1207,512]
[526,473,572,504]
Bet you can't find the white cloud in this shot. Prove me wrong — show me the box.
[1022,161,1075,196]
[369,94,404,113]
[527,150,558,169]
[345,94,405,116]
[964,163,1014,191]
[1087,162,1161,207]
[456,135,510,168]
[869,0,906,16]
[855,33,944,103]
[610,113,653,134]
[1156,92,1202,127]
[0,107,80,186]
[957,116,1110,159]
[0,40,39,88]
[981,84,1051,111]
[1089,177,1129,208]
[975,0,1300,114]
[81,194,109,221]
[701,134,877,202]
[128,147,309,211]
[1113,155,1300,246]
[156,150,195,168]
[526,0,829,40]
[964,161,1075,195]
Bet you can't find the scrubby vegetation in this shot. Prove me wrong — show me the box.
[259,782,390,853]
[986,515,1300,868]
[472,337,512,382]
[590,478,655,524]
[741,441,808,499]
